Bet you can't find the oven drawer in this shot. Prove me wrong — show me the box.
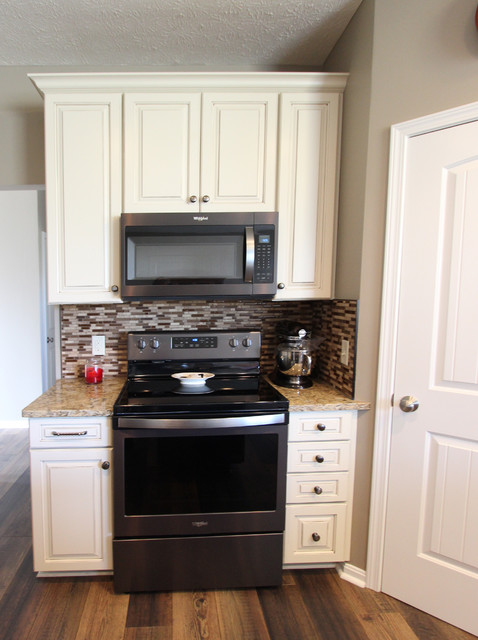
[29,417,112,448]
[283,503,349,564]
[288,411,354,442]
[286,472,349,503]
[287,441,350,473]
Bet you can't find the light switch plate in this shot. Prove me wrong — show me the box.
[92,335,105,356]
[340,339,349,366]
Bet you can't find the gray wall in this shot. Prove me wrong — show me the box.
[325,0,478,569]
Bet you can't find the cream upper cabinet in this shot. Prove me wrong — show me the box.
[44,93,122,304]
[124,93,201,212]
[30,72,346,304]
[124,92,278,213]
[275,92,342,300]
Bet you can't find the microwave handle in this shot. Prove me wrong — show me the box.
[244,226,255,283]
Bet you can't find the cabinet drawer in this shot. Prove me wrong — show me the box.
[286,472,349,504]
[289,411,354,441]
[287,441,350,473]
[283,503,348,564]
[29,417,112,448]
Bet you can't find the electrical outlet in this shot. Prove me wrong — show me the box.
[92,335,105,356]
[340,339,349,366]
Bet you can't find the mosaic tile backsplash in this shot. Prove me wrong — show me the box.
[60,299,358,397]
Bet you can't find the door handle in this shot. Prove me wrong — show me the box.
[399,395,420,412]
[244,226,254,283]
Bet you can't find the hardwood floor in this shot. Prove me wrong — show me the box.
[0,428,475,640]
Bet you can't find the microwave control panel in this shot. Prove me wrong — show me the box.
[254,229,275,283]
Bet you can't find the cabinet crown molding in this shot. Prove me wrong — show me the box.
[29,71,348,96]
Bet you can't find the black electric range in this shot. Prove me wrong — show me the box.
[112,330,289,593]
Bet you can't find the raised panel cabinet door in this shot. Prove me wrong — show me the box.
[124,93,201,212]
[30,448,113,572]
[44,94,122,304]
[200,93,278,212]
[275,92,341,300]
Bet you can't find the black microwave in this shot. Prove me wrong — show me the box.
[120,212,278,300]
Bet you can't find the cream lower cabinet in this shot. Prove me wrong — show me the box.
[43,94,122,304]
[275,93,342,300]
[283,410,357,566]
[29,417,113,573]
[123,92,278,213]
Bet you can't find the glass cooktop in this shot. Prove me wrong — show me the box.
[113,375,288,417]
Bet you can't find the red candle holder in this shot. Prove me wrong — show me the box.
[85,359,103,384]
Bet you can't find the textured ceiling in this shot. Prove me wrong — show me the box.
[0,0,362,67]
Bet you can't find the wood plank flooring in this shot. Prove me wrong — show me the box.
[0,429,475,640]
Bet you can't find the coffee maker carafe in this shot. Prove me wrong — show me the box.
[271,321,314,389]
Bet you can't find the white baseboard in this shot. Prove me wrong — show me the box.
[0,418,29,429]
[336,562,367,588]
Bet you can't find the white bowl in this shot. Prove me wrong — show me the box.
[171,372,215,387]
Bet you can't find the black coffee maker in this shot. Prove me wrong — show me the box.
[271,321,313,389]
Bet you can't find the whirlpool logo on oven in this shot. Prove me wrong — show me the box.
[193,216,209,221]
[192,520,209,528]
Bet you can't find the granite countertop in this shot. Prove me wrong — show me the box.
[22,377,126,418]
[266,378,371,412]
[23,375,370,418]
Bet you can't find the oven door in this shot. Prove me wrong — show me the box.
[113,417,288,538]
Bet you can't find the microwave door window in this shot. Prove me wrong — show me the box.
[127,235,244,283]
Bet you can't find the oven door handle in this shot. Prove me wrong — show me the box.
[117,413,287,430]
[244,226,255,283]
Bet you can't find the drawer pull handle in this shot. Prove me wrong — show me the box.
[51,431,88,437]
[314,486,323,495]
[315,455,325,463]
[316,423,326,431]
[312,532,321,542]
[101,461,110,470]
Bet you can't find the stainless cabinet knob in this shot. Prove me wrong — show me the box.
[101,461,110,470]
[277,282,285,290]
[312,532,321,542]
[314,486,323,495]
[202,195,210,203]
[111,285,119,292]
[399,395,420,413]
[189,195,197,203]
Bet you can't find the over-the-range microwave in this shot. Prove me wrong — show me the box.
[120,212,278,300]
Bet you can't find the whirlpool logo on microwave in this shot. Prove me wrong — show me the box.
[192,520,209,528]
[193,216,209,221]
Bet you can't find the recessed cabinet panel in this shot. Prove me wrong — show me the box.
[286,472,349,503]
[124,94,201,212]
[287,441,350,473]
[276,93,341,300]
[289,411,353,441]
[29,416,112,448]
[44,94,122,304]
[30,447,113,572]
[284,503,348,563]
[201,93,278,212]
[61,109,106,287]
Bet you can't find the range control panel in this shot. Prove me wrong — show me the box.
[127,330,261,361]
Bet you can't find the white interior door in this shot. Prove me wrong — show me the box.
[381,119,478,635]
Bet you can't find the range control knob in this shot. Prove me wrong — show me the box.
[150,338,160,350]
[137,338,146,350]
[229,338,239,348]
[242,337,252,348]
